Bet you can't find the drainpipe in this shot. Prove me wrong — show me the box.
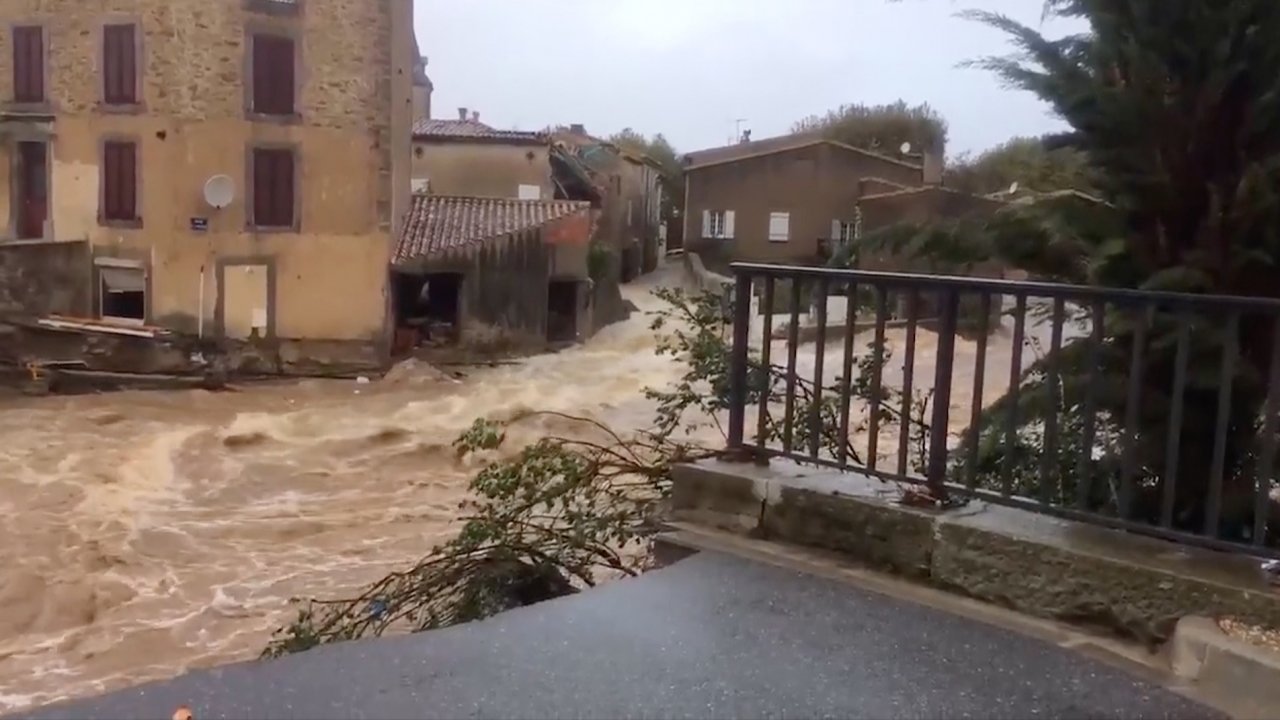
[198,264,205,340]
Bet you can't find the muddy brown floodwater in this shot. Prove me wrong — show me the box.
[0,267,1059,713]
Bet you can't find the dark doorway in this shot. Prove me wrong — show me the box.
[547,280,579,343]
[16,141,48,240]
[620,245,640,283]
[391,271,463,351]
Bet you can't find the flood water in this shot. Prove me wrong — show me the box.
[0,266,1059,712]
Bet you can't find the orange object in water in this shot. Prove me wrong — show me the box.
[172,706,194,720]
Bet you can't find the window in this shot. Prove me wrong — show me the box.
[102,141,139,223]
[97,261,146,325]
[251,33,296,116]
[832,220,858,243]
[702,209,735,239]
[12,25,44,103]
[103,24,138,105]
[251,148,295,228]
[768,212,791,242]
[517,184,541,200]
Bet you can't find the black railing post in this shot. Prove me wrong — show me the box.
[927,289,959,502]
[727,272,753,451]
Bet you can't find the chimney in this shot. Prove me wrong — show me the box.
[458,107,468,121]
[471,110,480,122]
[569,123,586,135]
[922,150,944,186]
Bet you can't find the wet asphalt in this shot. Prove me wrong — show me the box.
[15,551,1218,720]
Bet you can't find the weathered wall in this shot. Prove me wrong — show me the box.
[421,230,553,350]
[683,143,924,266]
[413,141,553,199]
[0,0,408,354]
[0,240,91,318]
[544,211,593,280]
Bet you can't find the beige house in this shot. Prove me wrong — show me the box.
[412,110,553,200]
[0,0,416,374]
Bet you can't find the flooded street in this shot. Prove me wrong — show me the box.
[0,274,693,712]
[0,267,1061,713]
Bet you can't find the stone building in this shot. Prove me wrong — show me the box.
[0,0,416,377]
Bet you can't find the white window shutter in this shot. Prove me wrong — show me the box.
[769,212,790,242]
[701,210,711,237]
[831,219,841,240]
[725,210,736,239]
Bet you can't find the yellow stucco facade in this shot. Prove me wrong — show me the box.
[0,0,415,349]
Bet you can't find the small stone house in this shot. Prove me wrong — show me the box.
[390,194,603,357]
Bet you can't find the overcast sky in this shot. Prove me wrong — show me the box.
[413,0,1078,158]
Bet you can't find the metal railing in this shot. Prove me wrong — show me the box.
[725,262,1280,558]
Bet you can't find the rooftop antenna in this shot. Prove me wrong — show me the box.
[733,118,748,144]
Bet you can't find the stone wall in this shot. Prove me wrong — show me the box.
[0,240,91,318]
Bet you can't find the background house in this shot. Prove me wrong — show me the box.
[680,134,930,274]
[0,0,415,376]
[550,125,662,282]
[412,109,554,200]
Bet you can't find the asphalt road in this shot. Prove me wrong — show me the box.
[16,552,1218,720]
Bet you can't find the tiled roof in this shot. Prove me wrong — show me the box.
[395,195,592,265]
[412,118,546,144]
[683,134,921,171]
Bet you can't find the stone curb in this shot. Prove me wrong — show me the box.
[1170,616,1280,718]
[670,460,1280,650]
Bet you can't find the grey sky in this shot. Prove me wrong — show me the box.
[414,1,1078,158]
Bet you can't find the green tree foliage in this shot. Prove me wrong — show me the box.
[791,100,949,154]
[871,1,1280,539]
[946,136,1096,195]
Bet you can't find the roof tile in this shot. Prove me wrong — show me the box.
[412,118,545,143]
[395,195,592,265]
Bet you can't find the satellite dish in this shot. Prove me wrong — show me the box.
[1008,181,1020,195]
[900,142,912,155]
[203,175,235,209]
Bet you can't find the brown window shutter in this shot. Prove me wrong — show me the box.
[252,34,295,115]
[253,149,271,225]
[13,26,44,103]
[103,141,137,221]
[253,148,293,227]
[252,36,269,113]
[121,143,137,220]
[275,151,294,227]
[104,25,137,105]
[276,36,295,115]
